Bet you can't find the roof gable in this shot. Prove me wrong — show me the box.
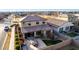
[20,15,46,22]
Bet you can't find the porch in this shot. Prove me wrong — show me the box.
[21,25,53,39]
[24,30,53,39]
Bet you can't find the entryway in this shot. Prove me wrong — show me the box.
[24,32,34,39]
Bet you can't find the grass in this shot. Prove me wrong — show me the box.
[43,40,62,46]
[66,32,78,37]
[15,45,20,50]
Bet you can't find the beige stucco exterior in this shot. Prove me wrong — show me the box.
[21,21,47,27]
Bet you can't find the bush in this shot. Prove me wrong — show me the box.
[15,41,19,45]
[15,38,19,41]
[15,34,18,37]
[15,45,20,50]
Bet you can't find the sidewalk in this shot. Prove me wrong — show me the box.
[2,32,11,50]
[9,26,15,50]
[36,38,47,49]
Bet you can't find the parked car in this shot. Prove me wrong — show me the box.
[4,26,9,32]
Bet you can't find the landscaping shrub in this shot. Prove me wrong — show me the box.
[15,34,18,37]
[15,45,20,50]
[15,41,19,45]
[14,25,23,50]
[15,37,19,41]
[19,34,23,37]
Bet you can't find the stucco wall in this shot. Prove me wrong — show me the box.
[21,21,47,27]
[41,39,72,50]
[58,22,73,32]
[73,39,79,46]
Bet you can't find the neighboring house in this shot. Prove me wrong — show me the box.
[68,14,79,32]
[19,15,53,39]
[68,14,79,25]
[46,18,74,33]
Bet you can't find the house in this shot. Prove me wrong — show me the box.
[68,14,79,22]
[45,17,74,33]
[19,15,53,39]
[68,14,79,32]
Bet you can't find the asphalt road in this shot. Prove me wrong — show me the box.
[0,19,11,49]
[0,23,6,49]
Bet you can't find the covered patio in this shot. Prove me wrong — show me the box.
[21,25,53,39]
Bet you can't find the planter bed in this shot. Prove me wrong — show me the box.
[15,35,20,50]
[43,40,62,46]
[14,25,25,50]
[66,32,78,37]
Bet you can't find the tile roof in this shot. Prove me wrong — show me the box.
[46,18,67,27]
[20,15,47,22]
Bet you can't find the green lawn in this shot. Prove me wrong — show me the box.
[43,40,62,46]
[66,32,78,37]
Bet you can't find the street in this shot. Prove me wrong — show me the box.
[0,19,11,49]
[0,23,6,49]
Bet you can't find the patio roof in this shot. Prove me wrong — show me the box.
[21,25,52,33]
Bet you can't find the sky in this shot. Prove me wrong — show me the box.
[0,0,78,11]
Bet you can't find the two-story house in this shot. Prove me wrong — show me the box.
[68,14,79,32]
[19,15,53,39]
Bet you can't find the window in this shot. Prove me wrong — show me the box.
[36,22,39,24]
[42,22,45,24]
[28,23,31,26]
[59,28,63,33]
[65,27,69,31]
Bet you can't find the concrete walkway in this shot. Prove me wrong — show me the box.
[36,38,47,49]
[25,38,47,50]
[2,32,11,50]
[24,40,38,50]
[9,26,15,50]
